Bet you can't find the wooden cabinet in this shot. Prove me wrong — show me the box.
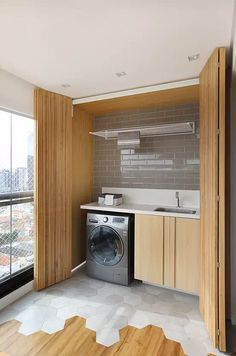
[164,217,176,288]
[163,217,200,294]
[135,214,200,295]
[175,218,200,294]
[135,214,164,285]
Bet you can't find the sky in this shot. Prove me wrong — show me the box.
[0,110,34,170]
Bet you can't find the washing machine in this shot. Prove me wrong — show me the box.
[86,212,134,286]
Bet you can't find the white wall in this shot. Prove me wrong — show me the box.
[230,2,236,324]
[0,69,34,116]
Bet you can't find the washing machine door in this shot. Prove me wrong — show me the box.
[88,225,124,266]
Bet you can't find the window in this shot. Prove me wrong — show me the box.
[0,109,34,296]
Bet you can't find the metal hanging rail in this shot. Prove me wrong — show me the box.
[90,122,195,140]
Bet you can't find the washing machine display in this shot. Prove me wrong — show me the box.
[88,226,124,266]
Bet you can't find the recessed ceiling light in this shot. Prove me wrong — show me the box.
[115,71,127,78]
[61,84,71,88]
[188,54,200,62]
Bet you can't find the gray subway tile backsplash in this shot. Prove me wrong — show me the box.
[93,103,199,198]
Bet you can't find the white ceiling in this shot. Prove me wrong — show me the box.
[0,0,234,99]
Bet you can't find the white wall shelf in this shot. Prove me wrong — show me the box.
[90,122,195,140]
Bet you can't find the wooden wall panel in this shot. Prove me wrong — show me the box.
[34,89,72,290]
[199,48,226,350]
[77,85,199,115]
[72,106,94,268]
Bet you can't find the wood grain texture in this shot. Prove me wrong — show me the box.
[0,317,185,356]
[218,47,226,351]
[72,107,94,268]
[164,217,176,288]
[175,218,200,294]
[135,214,164,284]
[34,88,72,290]
[76,85,199,115]
[199,48,226,350]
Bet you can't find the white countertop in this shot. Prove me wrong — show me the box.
[80,202,200,219]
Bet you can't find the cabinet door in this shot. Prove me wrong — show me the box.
[200,47,226,350]
[135,214,164,284]
[175,218,200,294]
[164,217,176,288]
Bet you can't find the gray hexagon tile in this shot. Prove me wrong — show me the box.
[57,305,80,320]
[86,314,110,332]
[96,327,120,347]
[88,278,106,289]
[41,317,65,334]
[0,306,20,325]
[18,316,45,336]
[123,292,142,306]
[76,305,97,319]
[128,310,155,329]
[106,315,128,330]
[50,296,71,309]
[15,305,57,324]
[114,303,134,319]
[0,267,226,355]
[141,293,158,304]
[105,294,124,305]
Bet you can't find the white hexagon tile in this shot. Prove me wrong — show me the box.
[0,267,225,356]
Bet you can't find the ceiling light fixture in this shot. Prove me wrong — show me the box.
[61,84,71,88]
[115,71,127,78]
[188,54,200,62]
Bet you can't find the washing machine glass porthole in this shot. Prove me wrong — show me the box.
[88,225,124,266]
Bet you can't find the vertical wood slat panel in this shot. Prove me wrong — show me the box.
[200,48,219,348]
[34,88,72,290]
[72,107,94,268]
[199,48,226,350]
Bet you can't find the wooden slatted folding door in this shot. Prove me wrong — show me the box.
[34,89,72,290]
[200,48,226,351]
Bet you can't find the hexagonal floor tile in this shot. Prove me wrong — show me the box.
[76,305,97,319]
[15,305,57,324]
[0,307,20,325]
[85,314,109,332]
[105,315,128,330]
[41,317,65,334]
[57,305,79,320]
[96,327,120,347]
[141,293,158,305]
[128,310,154,329]
[124,293,142,306]
[18,316,45,335]
[114,303,134,319]
[46,288,64,297]
[105,294,124,305]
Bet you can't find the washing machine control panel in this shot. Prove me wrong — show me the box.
[87,213,129,228]
[113,217,125,224]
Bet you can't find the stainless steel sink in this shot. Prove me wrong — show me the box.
[154,207,197,214]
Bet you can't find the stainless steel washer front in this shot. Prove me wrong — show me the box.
[86,212,134,286]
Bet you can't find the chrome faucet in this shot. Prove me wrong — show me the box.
[176,191,180,208]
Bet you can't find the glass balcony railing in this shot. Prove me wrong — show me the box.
[0,191,34,282]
